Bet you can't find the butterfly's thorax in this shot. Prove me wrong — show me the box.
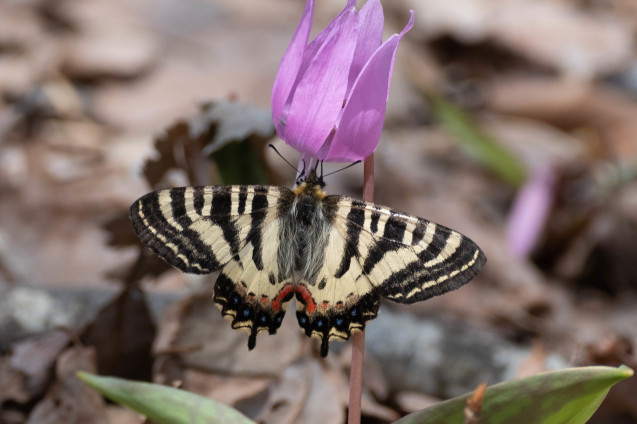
[276,177,333,283]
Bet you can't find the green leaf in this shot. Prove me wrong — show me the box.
[77,372,256,424]
[211,140,269,185]
[427,93,526,187]
[395,365,633,424]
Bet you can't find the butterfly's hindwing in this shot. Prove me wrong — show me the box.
[293,199,382,357]
[213,213,296,349]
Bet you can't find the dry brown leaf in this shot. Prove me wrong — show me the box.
[405,0,632,77]
[105,405,145,424]
[82,283,156,381]
[62,25,158,79]
[170,294,302,376]
[26,346,107,424]
[257,358,346,424]
[394,391,441,414]
[516,339,547,378]
[183,370,270,408]
[486,76,637,162]
[10,331,71,398]
[585,335,634,366]
[0,356,30,404]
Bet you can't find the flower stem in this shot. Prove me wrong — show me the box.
[348,154,374,424]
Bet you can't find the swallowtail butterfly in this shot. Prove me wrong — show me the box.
[130,169,486,356]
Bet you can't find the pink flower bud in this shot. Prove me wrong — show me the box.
[272,0,414,162]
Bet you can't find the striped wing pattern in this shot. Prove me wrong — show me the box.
[293,196,485,356]
[130,184,486,356]
[336,197,485,303]
[130,185,297,345]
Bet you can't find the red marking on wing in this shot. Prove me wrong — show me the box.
[295,285,317,314]
[321,301,329,310]
[260,295,268,304]
[272,284,294,312]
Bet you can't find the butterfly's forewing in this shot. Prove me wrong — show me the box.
[129,185,297,347]
[339,199,486,303]
[295,196,486,355]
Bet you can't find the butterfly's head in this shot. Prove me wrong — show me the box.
[294,169,326,200]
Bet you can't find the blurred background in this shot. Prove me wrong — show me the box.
[0,0,636,423]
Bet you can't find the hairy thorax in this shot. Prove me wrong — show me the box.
[277,180,332,284]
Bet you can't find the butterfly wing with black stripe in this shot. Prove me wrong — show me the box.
[294,195,486,356]
[129,185,297,347]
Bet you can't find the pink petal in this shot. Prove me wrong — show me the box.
[284,0,358,129]
[301,0,357,71]
[282,7,359,157]
[325,11,414,162]
[347,0,384,95]
[271,0,315,133]
[507,167,556,258]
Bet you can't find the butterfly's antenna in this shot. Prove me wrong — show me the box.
[268,144,298,172]
[322,160,362,178]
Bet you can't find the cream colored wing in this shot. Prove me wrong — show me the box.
[130,185,297,350]
[295,195,486,356]
[130,185,292,273]
[214,215,296,351]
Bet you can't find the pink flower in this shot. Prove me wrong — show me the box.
[271,0,414,163]
[507,166,556,258]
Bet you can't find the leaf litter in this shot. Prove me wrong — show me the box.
[1,0,637,422]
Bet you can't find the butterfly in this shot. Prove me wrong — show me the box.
[129,168,486,356]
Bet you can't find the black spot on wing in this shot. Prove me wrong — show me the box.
[247,187,269,270]
[193,187,204,215]
[318,278,327,290]
[370,211,381,234]
[211,190,240,258]
[411,221,426,245]
[334,201,365,279]
[416,223,451,262]
[170,187,191,225]
[211,189,231,217]
[383,214,407,242]
[362,216,406,275]
[238,186,248,215]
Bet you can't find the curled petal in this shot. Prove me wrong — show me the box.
[347,0,384,95]
[282,8,359,157]
[271,0,315,133]
[301,0,357,73]
[325,11,414,162]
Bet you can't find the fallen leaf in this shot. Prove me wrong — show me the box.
[394,391,441,414]
[10,330,71,398]
[26,346,107,424]
[82,283,156,381]
[170,294,302,376]
[256,358,346,424]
